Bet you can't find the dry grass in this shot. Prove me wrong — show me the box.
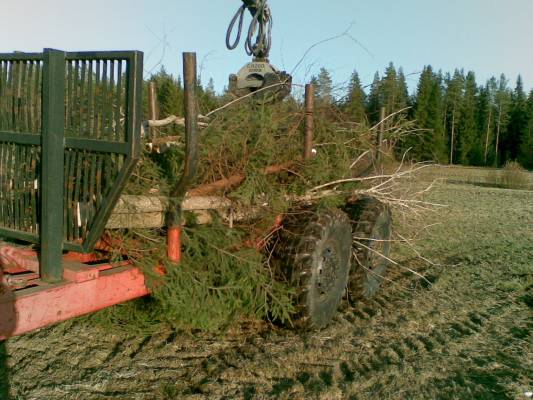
[415,163,533,190]
[497,161,531,190]
[3,179,532,399]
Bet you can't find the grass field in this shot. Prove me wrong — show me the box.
[1,180,532,399]
[417,164,533,190]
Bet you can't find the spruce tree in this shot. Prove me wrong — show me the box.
[518,90,533,169]
[504,76,528,164]
[314,68,334,104]
[381,63,408,118]
[344,71,367,123]
[366,72,382,125]
[397,68,410,112]
[382,63,398,116]
[457,71,478,164]
[198,77,219,112]
[151,67,184,118]
[206,78,216,96]
[411,66,446,161]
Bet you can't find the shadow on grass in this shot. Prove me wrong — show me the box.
[0,341,8,400]
[1,275,16,400]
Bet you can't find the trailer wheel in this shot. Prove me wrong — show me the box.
[346,198,392,300]
[283,208,352,330]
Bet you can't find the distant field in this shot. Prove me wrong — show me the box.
[416,164,533,190]
[2,180,532,399]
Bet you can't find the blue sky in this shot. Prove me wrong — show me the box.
[2,0,532,95]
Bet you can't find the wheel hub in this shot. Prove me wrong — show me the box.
[316,245,338,298]
[367,212,389,270]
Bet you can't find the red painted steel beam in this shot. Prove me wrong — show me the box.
[0,245,39,274]
[0,264,149,340]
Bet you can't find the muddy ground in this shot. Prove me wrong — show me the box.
[2,182,532,399]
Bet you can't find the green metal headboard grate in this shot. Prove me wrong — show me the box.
[0,49,143,281]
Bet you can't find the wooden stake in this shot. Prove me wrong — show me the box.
[303,84,314,160]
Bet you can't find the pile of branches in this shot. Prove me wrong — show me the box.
[95,99,438,334]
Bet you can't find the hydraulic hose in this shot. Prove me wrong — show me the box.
[226,0,273,59]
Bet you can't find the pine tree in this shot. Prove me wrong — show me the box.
[480,77,498,165]
[444,70,465,164]
[344,71,367,123]
[494,74,512,166]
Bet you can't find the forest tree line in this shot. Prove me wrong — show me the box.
[149,63,533,170]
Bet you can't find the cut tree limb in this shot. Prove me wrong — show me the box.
[148,115,209,129]
[107,195,234,229]
[108,162,295,229]
[188,161,295,197]
[107,188,342,230]
[141,115,209,139]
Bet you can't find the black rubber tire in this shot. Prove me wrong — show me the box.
[345,198,392,300]
[281,208,352,330]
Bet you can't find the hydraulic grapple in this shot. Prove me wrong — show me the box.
[226,0,292,103]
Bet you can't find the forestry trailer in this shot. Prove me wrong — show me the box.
[0,1,391,339]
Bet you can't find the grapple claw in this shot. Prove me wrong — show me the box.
[228,60,292,103]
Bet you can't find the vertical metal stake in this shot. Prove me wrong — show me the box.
[303,83,314,160]
[167,52,199,263]
[41,48,66,282]
[169,53,199,202]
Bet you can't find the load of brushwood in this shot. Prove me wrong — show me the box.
[94,96,414,334]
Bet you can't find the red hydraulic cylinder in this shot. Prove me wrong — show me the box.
[167,226,182,263]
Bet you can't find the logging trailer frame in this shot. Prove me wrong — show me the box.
[0,49,263,339]
[0,48,149,339]
[0,47,390,338]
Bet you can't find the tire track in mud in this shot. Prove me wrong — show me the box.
[345,310,491,377]
[335,292,528,399]
[275,250,527,399]
[131,261,449,398]
[4,251,529,399]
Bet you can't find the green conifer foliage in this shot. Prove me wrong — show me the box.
[366,72,382,125]
[396,68,410,112]
[518,90,533,169]
[493,74,513,166]
[344,71,367,123]
[411,66,446,162]
[444,70,465,164]
[504,76,528,164]
[382,63,398,116]
[457,71,478,164]
[313,68,334,104]
[151,67,184,118]
[480,77,498,165]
